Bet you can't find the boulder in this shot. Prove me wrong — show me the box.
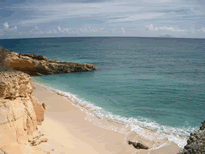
[127,141,149,149]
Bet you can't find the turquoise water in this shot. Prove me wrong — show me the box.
[1,37,205,147]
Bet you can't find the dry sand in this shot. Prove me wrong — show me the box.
[32,81,183,154]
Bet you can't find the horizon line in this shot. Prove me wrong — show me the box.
[0,36,205,40]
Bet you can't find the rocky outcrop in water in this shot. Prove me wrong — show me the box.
[0,71,47,154]
[1,48,99,76]
[178,121,205,154]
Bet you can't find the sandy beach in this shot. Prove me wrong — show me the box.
[32,80,183,154]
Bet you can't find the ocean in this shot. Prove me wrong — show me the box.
[1,37,205,148]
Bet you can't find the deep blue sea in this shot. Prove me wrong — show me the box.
[1,37,205,147]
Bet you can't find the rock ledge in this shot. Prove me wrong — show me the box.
[1,49,99,76]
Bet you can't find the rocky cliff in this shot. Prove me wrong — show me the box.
[178,121,205,154]
[2,49,99,76]
[0,70,47,154]
[0,46,99,153]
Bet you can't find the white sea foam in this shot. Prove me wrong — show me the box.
[32,81,198,149]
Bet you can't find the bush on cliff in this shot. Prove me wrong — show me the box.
[0,48,14,72]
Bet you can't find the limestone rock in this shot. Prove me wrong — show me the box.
[1,50,99,76]
[0,71,34,99]
[31,138,48,146]
[19,53,49,61]
[0,71,47,154]
[29,131,48,146]
[30,94,46,124]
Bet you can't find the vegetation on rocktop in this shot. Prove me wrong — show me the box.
[0,46,14,72]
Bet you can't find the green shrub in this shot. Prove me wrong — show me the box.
[0,48,14,72]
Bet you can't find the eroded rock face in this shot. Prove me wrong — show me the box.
[178,121,205,154]
[3,51,99,76]
[0,71,47,154]
[30,94,45,124]
[0,71,35,99]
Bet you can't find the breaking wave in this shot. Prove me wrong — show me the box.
[33,81,197,149]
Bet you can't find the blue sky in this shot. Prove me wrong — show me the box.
[0,0,205,38]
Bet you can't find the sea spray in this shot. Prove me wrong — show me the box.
[32,81,197,148]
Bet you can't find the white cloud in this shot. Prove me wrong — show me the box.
[12,1,175,25]
[145,24,159,31]
[121,27,125,34]
[145,24,153,31]
[80,28,87,33]
[0,24,22,37]
[145,24,189,32]
[57,27,71,33]
[3,22,9,29]
[10,26,17,30]
[158,26,175,31]
[0,0,204,38]
[64,28,69,33]
[30,26,46,34]
[108,13,165,23]
[7,0,204,38]
[111,27,125,34]
[31,26,40,32]
[158,0,170,2]
[46,30,52,34]
[6,25,18,30]
[58,26,62,32]
[143,0,172,3]
[198,27,205,32]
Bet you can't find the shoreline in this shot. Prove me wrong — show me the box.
[31,79,183,154]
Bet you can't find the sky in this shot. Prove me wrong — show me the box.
[0,0,205,39]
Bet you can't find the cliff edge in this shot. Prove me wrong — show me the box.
[0,70,47,154]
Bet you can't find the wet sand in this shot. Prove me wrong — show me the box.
[32,81,183,154]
